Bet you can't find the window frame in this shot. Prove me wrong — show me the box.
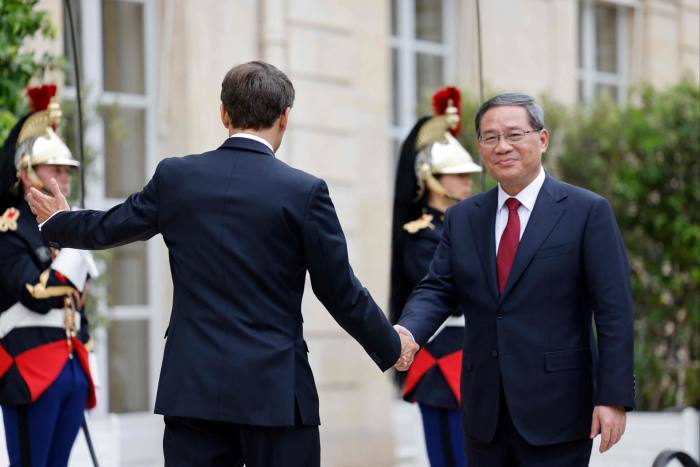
[63,0,163,417]
[578,0,633,105]
[389,0,457,152]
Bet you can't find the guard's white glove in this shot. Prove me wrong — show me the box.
[51,248,99,292]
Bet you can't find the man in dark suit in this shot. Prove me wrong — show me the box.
[26,61,417,467]
[396,93,634,466]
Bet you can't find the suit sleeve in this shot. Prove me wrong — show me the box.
[42,160,162,250]
[398,210,458,345]
[404,231,463,318]
[302,179,401,371]
[583,197,635,410]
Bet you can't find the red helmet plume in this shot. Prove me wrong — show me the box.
[431,86,461,136]
[26,84,57,112]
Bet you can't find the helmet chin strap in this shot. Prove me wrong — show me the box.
[425,173,463,202]
[19,155,46,191]
[26,165,46,191]
[416,163,463,202]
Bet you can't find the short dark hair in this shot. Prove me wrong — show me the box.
[220,61,295,130]
[474,93,544,137]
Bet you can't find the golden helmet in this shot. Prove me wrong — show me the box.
[414,87,482,201]
[14,85,79,190]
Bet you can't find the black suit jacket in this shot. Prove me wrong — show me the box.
[42,137,401,426]
[399,174,634,446]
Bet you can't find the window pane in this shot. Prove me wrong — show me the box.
[101,105,146,198]
[108,242,148,306]
[391,48,401,126]
[108,319,149,412]
[57,102,82,203]
[62,0,83,87]
[595,83,618,102]
[102,0,145,94]
[415,0,443,42]
[595,3,618,73]
[416,53,444,117]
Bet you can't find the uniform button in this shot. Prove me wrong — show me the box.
[492,350,499,358]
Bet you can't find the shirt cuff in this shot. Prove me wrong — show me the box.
[38,210,64,231]
[394,324,416,343]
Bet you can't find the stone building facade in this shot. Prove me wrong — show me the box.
[7,1,698,465]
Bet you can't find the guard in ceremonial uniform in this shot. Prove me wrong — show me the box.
[390,87,481,467]
[0,85,96,467]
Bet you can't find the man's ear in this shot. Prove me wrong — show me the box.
[18,168,30,187]
[220,103,231,130]
[539,128,550,153]
[278,107,291,131]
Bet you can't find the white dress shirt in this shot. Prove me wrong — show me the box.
[229,133,274,152]
[495,166,546,251]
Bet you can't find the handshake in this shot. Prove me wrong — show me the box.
[393,325,419,371]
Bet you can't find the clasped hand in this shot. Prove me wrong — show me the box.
[393,325,419,371]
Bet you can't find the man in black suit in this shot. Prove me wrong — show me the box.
[27,61,417,467]
[396,93,634,466]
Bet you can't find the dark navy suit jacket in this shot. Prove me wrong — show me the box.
[399,174,634,446]
[42,137,401,426]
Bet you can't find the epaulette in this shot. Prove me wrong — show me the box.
[0,207,20,232]
[403,213,435,234]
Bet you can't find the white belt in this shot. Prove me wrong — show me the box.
[0,303,80,339]
[427,315,465,343]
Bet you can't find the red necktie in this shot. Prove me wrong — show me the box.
[497,198,521,295]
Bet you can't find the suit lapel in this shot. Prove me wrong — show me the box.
[469,188,499,301]
[499,176,567,301]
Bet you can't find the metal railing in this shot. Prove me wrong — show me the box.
[652,450,699,467]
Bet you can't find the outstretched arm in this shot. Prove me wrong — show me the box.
[28,163,163,250]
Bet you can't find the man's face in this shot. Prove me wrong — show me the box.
[477,105,548,194]
[436,173,473,201]
[34,165,73,197]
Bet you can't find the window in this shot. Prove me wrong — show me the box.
[578,0,631,104]
[63,0,161,416]
[389,0,456,163]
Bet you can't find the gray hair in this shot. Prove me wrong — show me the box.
[474,93,544,137]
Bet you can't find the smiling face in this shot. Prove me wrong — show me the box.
[477,105,548,195]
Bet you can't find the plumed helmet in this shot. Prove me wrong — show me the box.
[16,85,79,174]
[414,87,482,202]
[1,85,78,209]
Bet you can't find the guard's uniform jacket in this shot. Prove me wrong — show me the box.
[401,207,463,410]
[0,200,95,408]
